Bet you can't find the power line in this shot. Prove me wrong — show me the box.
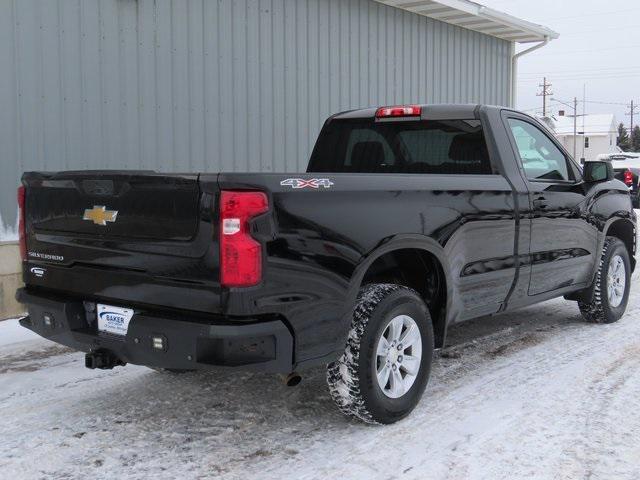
[524,97,640,131]
[520,69,640,78]
[562,24,640,36]
[520,106,545,112]
[535,44,640,56]
[520,75,640,83]
[518,73,640,83]
[582,100,634,106]
[520,66,640,76]
[546,98,639,113]
[546,7,640,21]
[481,1,640,20]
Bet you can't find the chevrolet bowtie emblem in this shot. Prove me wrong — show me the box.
[83,206,118,226]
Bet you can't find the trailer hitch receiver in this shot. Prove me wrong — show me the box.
[85,350,126,370]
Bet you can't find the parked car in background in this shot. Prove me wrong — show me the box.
[595,154,640,207]
[16,104,636,424]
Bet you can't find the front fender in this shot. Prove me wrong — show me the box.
[567,208,636,303]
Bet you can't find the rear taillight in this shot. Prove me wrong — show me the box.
[220,191,269,288]
[17,185,26,261]
[624,170,634,186]
[375,105,422,118]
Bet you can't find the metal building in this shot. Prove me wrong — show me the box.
[0,0,557,237]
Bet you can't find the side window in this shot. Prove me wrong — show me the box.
[507,118,572,182]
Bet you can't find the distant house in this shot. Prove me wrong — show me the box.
[543,113,618,164]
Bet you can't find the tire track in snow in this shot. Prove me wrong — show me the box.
[2,272,640,478]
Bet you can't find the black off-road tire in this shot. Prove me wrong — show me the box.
[578,237,631,324]
[326,283,434,425]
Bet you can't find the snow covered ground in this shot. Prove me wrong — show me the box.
[2,279,640,479]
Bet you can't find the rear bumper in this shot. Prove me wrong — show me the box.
[16,288,294,373]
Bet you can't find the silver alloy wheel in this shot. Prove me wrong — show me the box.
[375,315,422,399]
[607,254,626,308]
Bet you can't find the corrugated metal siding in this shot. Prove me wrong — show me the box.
[0,0,512,236]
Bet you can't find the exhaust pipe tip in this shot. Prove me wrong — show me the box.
[282,372,302,387]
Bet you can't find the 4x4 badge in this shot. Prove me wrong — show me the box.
[83,206,118,226]
[280,178,334,189]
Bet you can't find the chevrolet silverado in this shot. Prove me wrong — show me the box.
[17,104,636,424]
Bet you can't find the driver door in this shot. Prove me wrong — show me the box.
[505,115,598,296]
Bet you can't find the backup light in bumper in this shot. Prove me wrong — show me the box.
[152,335,167,351]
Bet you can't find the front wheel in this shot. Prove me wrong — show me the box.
[578,237,631,324]
[327,283,434,424]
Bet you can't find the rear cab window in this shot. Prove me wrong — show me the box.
[309,118,494,175]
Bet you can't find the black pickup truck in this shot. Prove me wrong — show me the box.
[17,104,636,424]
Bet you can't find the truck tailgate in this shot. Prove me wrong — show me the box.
[22,171,222,313]
[27,172,200,240]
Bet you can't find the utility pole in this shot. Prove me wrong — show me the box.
[551,96,579,160]
[573,97,578,161]
[536,77,553,116]
[627,100,637,132]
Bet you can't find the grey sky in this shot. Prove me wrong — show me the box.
[479,0,639,130]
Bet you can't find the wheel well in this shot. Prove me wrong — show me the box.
[607,219,636,271]
[361,249,447,348]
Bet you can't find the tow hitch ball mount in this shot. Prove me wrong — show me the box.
[85,350,126,370]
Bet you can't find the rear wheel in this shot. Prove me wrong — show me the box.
[578,237,631,324]
[327,283,434,424]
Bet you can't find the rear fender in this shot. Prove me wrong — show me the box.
[338,234,456,348]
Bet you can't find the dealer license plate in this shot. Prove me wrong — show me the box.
[97,304,134,336]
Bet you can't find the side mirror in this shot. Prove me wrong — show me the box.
[583,161,613,183]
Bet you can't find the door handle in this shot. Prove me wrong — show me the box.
[533,197,549,209]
